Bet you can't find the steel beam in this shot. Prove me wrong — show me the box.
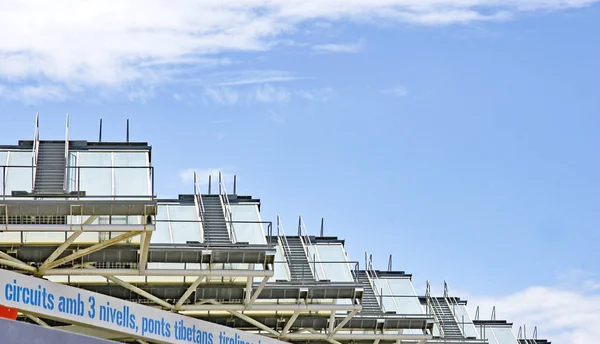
[246,276,268,309]
[138,230,153,273]
[38,231,82,274]
[0,257,36,272]
[281,310,300,336]
[104,275,173,310]
[43,231,141,270]
[175,276,206,310]
[284,333,431,341]
[24,313,49,327]
[180,303,361,312]
[229,310,280,337]
[330,309,358,337]
[43,268,274,277]
[1,224,155,232]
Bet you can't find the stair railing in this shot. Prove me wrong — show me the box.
[218,171,237,243]
[364,254,391,312]
[193,171,205,243]
[443,280,466,338]
[429,296,447,338]
[63,113,69,191]
[298,215,326,281]
[31,113,40,190]
[276,216,293,281]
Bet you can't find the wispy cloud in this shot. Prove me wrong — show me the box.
[201,83,317,105]
[313,40,365,53]
[179,168,235,190]
[0,0,595,101]
[467,271,600,343]
[0,84,67,103]
[380,86,409,97]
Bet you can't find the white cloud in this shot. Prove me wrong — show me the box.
[0,84,67,102]
[202,83,295,104]
[468,279,600,343]
[313,41,364,53]
[254,84,291,103]
[179,168,235,193]
[0,0,596,97]
[203,87,241,105]
[380,86,409,97]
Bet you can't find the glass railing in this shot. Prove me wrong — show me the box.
[0,165,155,200]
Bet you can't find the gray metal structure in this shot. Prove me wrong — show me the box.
[0,116,551,344]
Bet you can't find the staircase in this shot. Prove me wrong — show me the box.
[34,141,66,194]
[201,195,232,244]
[284,237,315,281]
[430,297,464,338]
[355,271,383,313]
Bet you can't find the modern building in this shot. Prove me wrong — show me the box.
[0,116,551,344]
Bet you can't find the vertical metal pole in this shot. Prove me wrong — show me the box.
[233,175,237,195]
[99,119,103,142]
[218,172,222,194]
[320,218,324,237]
[193,171,197,195]
[151,167,155,197]
[298,216,302,236]
[126,119,130,143]
[313,253,316,279]
[208,175,212,194]
[2,166,5,200]
[388,254,393,271]
[276,215,280,236]
[77,167,81,200]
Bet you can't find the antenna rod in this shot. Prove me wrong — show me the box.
[233,175,237,195]
[99,119,103,142]
[320,218,324,236]
[126,119,130,142]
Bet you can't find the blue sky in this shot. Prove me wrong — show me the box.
[1,1,600,342]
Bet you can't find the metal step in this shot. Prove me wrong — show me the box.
[200,195,232,244]
[34,141,67,193]
[282,237,315,281]
[354,271,383,314]
[430,298,464,339]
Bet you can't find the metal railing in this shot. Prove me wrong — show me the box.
[276,216,293,278]
[298,215,327,281]
[444,280,466,337]
[364,253,389,311]
[192,171,205,242]
[155,219,273,245]
[63,113,69,191]
[218,171,237,244]
[31,114,40,189]
[1,165,155,200]
[272,260,360,283]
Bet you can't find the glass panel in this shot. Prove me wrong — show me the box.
[454,304,478,339]
[152,205,172,243]
[373,279,396,313]
[272,241,290,282]
[230,204,266,244]
[113,152,150,197]
[312,244,354,282]
[66,152,77,192]
[78,152,112,197]
[6,151,33,194]
[0,151,7,196]
[477,325,500,344]
[168,205,202,243]
[385,278,425,314]
[491,327,517,344]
